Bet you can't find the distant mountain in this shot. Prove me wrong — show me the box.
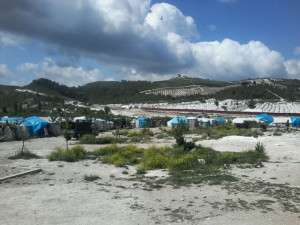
[1,77,300,106]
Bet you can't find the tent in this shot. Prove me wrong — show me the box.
[215,118,226,125]
[291,117,300,128]
[167,117,187,128]
[0,117,24,123]
[255,114,274,125]
[136,118,148,128]
[197,118,211,127]
[187,117,197,128]
[22,116,50,136]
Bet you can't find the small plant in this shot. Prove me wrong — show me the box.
[8,150,42,160]
[84,174,100,182]
[255,142,266,153]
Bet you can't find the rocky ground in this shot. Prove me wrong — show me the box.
[0,126,300,225]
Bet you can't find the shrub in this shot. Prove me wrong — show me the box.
[141,146,169,170]
[239,150,268,164]
[80,134,125,144]
[8,150,42,160]
[94,144,119,156]
[168,154,199,171]
[100,145,143,167]
[215,152,240,165]
[47,145,87,162]
[255,142,266,153]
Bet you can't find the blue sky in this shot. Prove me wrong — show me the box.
[0,0,299,86]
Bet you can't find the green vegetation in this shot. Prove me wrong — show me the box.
[189,123,261,140]
[94,144,143,167]
[79,134,127,144]
[47,145,87,162]
[8,150,42,160]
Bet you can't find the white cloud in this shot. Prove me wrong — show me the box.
[0,32,26,46]
[284,59,300,78]
[37,58,102,86]
[145,3,199,39]
[17,63,39,71]
[0,64,14,78]
[294,46,300,55]
[0,0,299,82]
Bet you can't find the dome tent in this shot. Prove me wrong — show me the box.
[255,114,274,125]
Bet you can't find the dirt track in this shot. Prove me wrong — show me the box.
[1,130,300,225]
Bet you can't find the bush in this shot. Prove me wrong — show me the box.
[9,150,42,160]
[94,144,119,156]
[255,142,266,153]
[141,146,169,170]
[99,145,143,167]
[80,134,126,144]
[215,152,240,165]
[47,145,87,162]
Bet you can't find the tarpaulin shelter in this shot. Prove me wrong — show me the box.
[197,118,212,127]
[215,118,226,125]
[22,116,50,136]
[136,118,148,128]
[255,114,274,125]
[167,117,187,128]
[291,117,300,127]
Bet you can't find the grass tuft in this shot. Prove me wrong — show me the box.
[8,150,42,160]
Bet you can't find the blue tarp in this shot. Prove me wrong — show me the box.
[22,116,50,136]
[291,117,300,128]
[0,117,24,122]
[215,118,226,124]
[255,114,274,125]
[137,118,148,128]
[170,117,187,124]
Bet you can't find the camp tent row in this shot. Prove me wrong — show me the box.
[0,116,50,141]
[137,114,300,129]
[166,117,226,128]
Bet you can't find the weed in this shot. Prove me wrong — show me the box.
[8,150,42,160]
[100,145,143,167]
[255,142,266,153]
[84,174,100,182]
[47,145,87,162]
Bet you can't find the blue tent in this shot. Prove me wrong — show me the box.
[0,117,24,122]
[255,114,274,125]
[22,116,50,136]
[215,118,226,124]
[170,117,187,124]
[136,118,147,128]
[291,117,300,128]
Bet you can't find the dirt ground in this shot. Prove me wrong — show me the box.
[1,122,300,224]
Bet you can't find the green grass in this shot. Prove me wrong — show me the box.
[47,145,87,162]
[189,123,261,140]
[8,150,42,160]
[95,144,143,167]
[93,142,268,188]
[79,134,127,144]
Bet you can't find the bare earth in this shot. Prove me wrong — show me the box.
[0,128,300,224]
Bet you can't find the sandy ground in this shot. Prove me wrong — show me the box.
[1,128,300,224]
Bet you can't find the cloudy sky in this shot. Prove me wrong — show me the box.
[0,0,299,86]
